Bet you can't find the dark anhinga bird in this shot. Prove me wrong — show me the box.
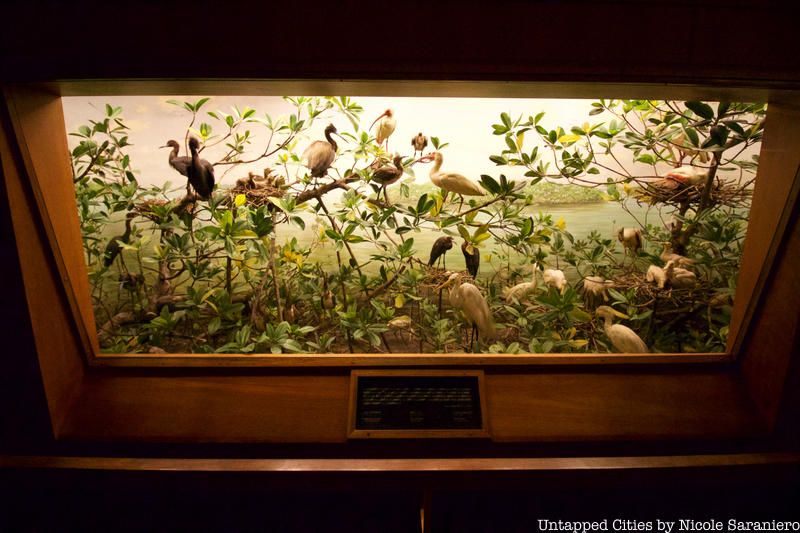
[371,155,404,202]
[461,240,480,278]
[428,236,454,269]
[411,132,428,157]
[187,137,215,199]
[103,216,133,267]
[160,139,192,194]
[302,124,344,178]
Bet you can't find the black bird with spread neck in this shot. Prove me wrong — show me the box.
[160,139,192,194]
[103,215,134,267]
[187,136,215,199]
[371,155,404,202]
[302,124,343,178]
[461,240,480,278]
[428,236,454,269]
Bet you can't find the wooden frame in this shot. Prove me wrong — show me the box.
[1,80,798,444]
[4,81,796,368]
[347,370,489,439]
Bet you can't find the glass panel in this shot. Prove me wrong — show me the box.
[62,96,765,355]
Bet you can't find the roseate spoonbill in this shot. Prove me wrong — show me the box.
[543,268,567,294]
[504,263,539,304]
[187,137,215,199]
[646,264,668,289]
[371,154,404,202]
[428,236,454,269]
[461,240,480,278]
[302,123,344,178]
[161,139,192,194]
[617,227,643,264]
[370,109,396,150]
[664,260,697,289]
[660,243,695,268]
[581,275,612,310]
[595,305,649,353]
[438,272,496,352]
[411,132,428,157]
[103,215,133,267]
[429,152,484,212]
[651,165,709,193]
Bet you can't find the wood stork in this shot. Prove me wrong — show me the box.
[370,109,396,150]
[187,137,215,199]
[438,272,496,352]
[595,305,649,353]
[371,154,404,202]
[429,152,484,212]
[302,123,343,178]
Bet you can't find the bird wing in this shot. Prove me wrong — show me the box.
[609,324,649,353]
[461,284,496,339]
[438,173,484,195]
[170,156,191,177]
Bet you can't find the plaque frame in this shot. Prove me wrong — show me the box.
[348,369,489,439]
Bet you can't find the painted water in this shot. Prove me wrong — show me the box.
[64,96,764,355]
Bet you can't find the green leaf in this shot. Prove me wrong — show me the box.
[684,101,714,120]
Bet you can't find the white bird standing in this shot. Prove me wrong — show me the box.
[438,272,496,352]
[595,305,649,353]
[664,260,697,289]
[543,268,567,294]
[302,123,343,178]
[617,227,643,265]
[370,109,396,150]
[504,263,539,304]
[429,152,484,212]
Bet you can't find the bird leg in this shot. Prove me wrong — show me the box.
[457,195,465,214]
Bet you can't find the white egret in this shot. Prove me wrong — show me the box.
[595,305,649,353]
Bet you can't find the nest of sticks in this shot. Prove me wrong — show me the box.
[224,169,287,208]
[632,180,752,209]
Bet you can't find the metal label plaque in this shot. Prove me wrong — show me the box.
[348,370,488,438]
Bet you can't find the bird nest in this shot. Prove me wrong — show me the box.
[224,169,287,208]
[420,268,473,291]
[632,180,752,209]
[133,195,197,223]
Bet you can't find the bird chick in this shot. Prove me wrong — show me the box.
[664,260,698,289]
[543,269,567,294]
[411,132,428,157]
[646,264,668,289]
[504,263,539,304]
[581,275,612,310]
[617,227,643,258]
[660,243,695,268]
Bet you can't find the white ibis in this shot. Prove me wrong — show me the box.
[302,123,343,178]
[429,152,484,212]
[370,109,396,150]
[371,154,404,202]
[461,240,480,278]
[595,306,649,353]
[543,268,567,294]
[438,272,496,351]
[617,227,643,264]
[646,264,668,289]
[103,215,133,267]
[187,137,215,199]
[660,243,695,268]
[161,139,192,194]
[428,236,454,269]
[664,260,697,289]
[581,275,612,310]
[504,263,539,304]
[411,132,428,157]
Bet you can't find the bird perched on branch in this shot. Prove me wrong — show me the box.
[664,260,697,289]
[543,268,567,294]
[438,272,496,352]
[617,227,643,264]
[302,123,344,178]
[103,214,134,267]
[371,154,404,203]
[429,152,484,212]
[504,263,539,304]
[187,137,215,199]
[428,236,454,269]
[595,305,649,353]
[411,132,428,157]
[646,264,668,289]
[370,109,396,150]
[161,139,192,194]
[461,240,480,278]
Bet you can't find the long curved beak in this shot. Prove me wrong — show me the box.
[369,111,389,130]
